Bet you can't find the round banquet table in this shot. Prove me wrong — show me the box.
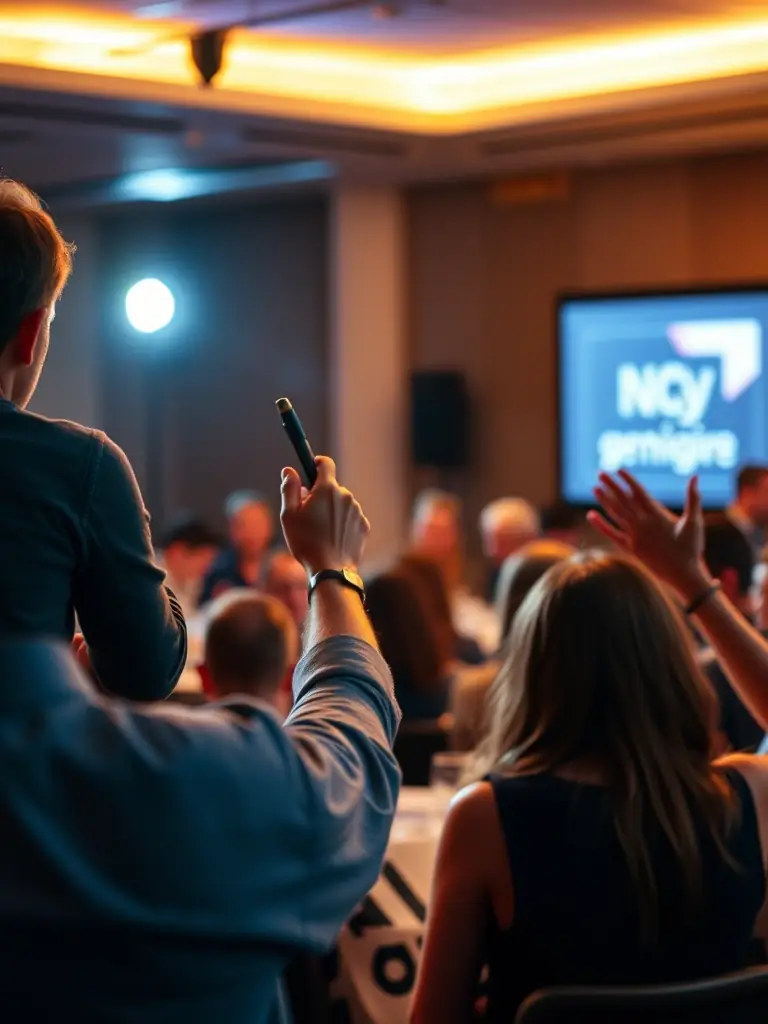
[329,787,450,1024]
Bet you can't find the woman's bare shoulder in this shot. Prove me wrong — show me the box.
[716,752,768,805]
[441,782,500,852]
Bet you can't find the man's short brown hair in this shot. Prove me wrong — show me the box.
[204,591,295,700]
[0,179,75,352]
[737,464,768,495]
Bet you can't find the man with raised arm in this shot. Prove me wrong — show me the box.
[0,179,185,698]
[0,456,401,1024]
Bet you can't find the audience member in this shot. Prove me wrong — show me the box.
[0,179,186,699]
[479,497,540,601]
[414,545,768,1023]
[366,569,453,722]
[728,464,768,556]
[450,540,574,752]
[202,590,297,714]
[410,488,463,591]
[0,455,400,1023]
[699,515,763,752]
[157,514,220,621]
[398,552,484,666]
[200,490,273,603]
[261,547,309,632]
[591,470,768,726]
[540,499,585,547]
[410,489,500,654]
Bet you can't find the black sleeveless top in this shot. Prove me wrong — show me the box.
[486,769,766,1021]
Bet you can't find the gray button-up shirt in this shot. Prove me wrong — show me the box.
[0,634,401,1023]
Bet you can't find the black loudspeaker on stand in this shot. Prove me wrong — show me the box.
[410,370,470,469]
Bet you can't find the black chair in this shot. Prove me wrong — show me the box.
[283,953,332,1024]
[514,965,768,1024]
[393,718,449,786]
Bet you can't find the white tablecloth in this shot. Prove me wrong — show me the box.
[331,788,448,1024]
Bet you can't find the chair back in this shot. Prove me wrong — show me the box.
[393,719,449,786]
[515,966,768,1024]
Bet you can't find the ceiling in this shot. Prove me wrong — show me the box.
[4,1,768,204]
[24,1,768,55]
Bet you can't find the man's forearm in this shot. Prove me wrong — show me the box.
[304,578,378,651]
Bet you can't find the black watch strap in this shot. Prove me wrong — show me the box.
[308,567,366,604]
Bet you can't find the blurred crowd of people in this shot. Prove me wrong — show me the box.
[166,463,768,767]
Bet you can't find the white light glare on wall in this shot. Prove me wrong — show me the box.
[125,278,175,334]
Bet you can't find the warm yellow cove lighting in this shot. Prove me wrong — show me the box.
[2,8,768,132]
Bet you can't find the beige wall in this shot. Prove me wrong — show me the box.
[331,187,408,566]
[407,150,768,540]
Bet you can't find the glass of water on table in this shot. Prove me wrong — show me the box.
[429,752,470,826]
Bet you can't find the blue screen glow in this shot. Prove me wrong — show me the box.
[558,290,768,507]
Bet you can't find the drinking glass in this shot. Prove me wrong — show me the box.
[429,752,470,793]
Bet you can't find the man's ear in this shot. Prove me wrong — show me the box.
[719,567,741,605]
[14,308,46,367]
[198,663,215,698]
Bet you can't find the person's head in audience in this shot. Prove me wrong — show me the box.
[475,552,731,927]
[480,497,540,566]
[261,548,308,632]
[703,514,755,620]
[225,490,273,564]
[410,489,463,590]
[203,590,296,708]
[733,465,768,529]
[411,489,461,561]
[158,515,220,592]
[366,569,453,719]
[0,180,74,409]
[495,539,575,646]
[540,501,585,548]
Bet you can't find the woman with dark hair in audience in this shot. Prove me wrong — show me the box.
[450,540,573,751]
[398,552,485,667]
[366,569,454,722]
[413,500,768,1022]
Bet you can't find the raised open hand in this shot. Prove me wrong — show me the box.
[587,470,710,601]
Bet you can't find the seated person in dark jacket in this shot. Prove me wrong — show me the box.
[398,552,485,666]
[0,179,186,699]
[365,569,454,722]
[200,490,273,604]
[698,515,763,752]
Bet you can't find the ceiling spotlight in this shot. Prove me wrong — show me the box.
[190,28,228,87]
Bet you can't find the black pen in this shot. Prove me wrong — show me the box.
[276,397,318,487]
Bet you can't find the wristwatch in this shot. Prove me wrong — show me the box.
[308,567,366,605]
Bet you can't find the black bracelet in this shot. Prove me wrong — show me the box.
[685,581,722,617]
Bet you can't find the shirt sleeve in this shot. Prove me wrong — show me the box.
[72,434,187,700]
[134,636,402,952]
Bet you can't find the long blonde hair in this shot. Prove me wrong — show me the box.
[475,552,737,941]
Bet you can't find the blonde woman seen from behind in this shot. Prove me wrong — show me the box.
[412,551,768,1024]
